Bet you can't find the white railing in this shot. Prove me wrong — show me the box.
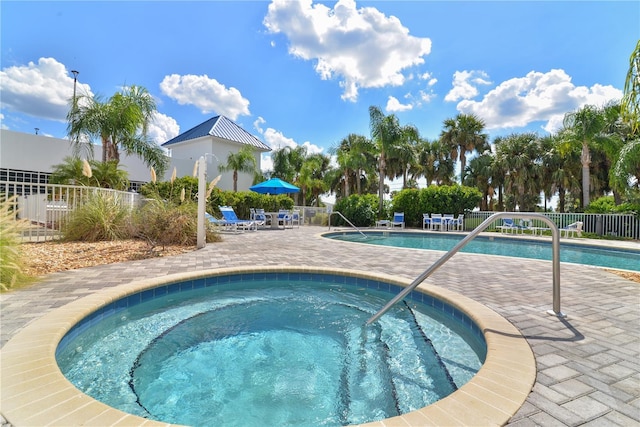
[465,211,640,240]
[1,181,141,242]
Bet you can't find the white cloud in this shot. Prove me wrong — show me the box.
[455,69,623,131]
[0,57,93,122]
[420,72,437,86]
[0,113,7,130]
[253,116,324,172]
[264,0,431,102]
[444,70,491,102]
[148,112,180,145]
[159,74,250,120]
[386,96,412,112]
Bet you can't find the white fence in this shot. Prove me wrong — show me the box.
[1,181,141,242]
[465,211,640,240]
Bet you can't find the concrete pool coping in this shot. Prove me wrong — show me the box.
[1,266,535,427]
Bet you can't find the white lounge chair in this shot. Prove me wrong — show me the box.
[390,212,405,229]
[497,218,518,234]
[560,221,583,238]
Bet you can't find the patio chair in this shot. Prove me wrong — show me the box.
[450,214,464,231]
[560,221,583,238]
[430,213,443,231]
[443,214,455,231]
[278,209,292,229]
[250,208,267,229]
[219,206,257,232]
[290,210,301,228]
[423,213,432,230]
[390,212,405,229]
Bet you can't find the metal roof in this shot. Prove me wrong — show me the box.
[162,115,271,152]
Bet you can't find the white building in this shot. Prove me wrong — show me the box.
[0,116,271,192]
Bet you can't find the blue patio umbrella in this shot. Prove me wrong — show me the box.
[249,177,300,195]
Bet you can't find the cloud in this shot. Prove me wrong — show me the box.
[0,57,93,122]
[386,96,412,112]
[455,69,623,132]
[159,74,250,120]
[253,115,324,172]
[444,70,491,102]
[148,112,180,145]
[264,0,431,102]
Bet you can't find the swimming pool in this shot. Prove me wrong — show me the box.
[324,232,640,272]
[56,271,486,426]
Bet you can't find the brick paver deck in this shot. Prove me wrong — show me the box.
[1,226,638,426]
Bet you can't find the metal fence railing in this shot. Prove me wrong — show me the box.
[465,211,640,239]
[1,181,141,242]
[294,206,330,226]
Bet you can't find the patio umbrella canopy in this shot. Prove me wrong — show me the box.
[250,177,300,195]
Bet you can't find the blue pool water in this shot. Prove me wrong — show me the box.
[325,232,640,272]
[56,272,486,427]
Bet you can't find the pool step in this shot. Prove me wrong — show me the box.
[341,309,458,424]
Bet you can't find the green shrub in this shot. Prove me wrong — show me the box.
[133,200,209,247]
[62,192,132,242]
[587,196,639,217]
[140,176,199,204]
[0,196,31,291]
[332,194,378,227]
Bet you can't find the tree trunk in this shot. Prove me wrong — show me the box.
[378,154,385,216]
[581,142,591,208]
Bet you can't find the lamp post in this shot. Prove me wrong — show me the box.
[71,70,79,109]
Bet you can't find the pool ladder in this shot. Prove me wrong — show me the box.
[366,212,566,325]
[328,211,368,238]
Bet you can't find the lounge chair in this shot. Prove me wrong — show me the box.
[497,218,518,234]
[390,212,405,229]
[219,206,257,232]
[560,221,583,238]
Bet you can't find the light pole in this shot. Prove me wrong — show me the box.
[71,70,79,109]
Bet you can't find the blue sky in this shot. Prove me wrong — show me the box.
[2,0,638,177]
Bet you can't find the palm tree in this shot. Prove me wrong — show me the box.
[369,106,403,215]
[415,138,455,186]
[463,154,495,210]
[298,153,330,206]
[621,40,639,134]
[49,157,129,190]
[440,113,489,183]
[67,85,169,176]
[495,133,542,211]
[388,125,419,190]
[562,104,616,208]
[218,146,258,192]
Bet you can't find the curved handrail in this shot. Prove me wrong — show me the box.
[366,212,565,325]
[328,211,368,238]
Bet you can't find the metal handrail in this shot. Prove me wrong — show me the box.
[328,211,368,238]
[366,212,566,325]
